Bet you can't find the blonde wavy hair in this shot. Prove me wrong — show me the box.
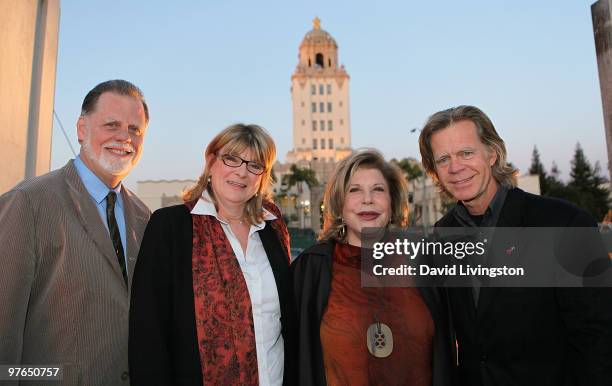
[182,123,276,225]
[319,148,409,242]
[419,105,518,195]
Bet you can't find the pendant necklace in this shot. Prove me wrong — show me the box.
[366,288,393,358]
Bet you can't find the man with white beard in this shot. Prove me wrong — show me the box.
[0,80,151,386]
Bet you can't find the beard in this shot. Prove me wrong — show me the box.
[81,133,139,178]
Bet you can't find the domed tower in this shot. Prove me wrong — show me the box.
[286,17,352,165]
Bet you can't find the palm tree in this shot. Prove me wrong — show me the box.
[276,164,319,228]
[282,164,319,194]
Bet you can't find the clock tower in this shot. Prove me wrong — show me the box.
[286,17,352,165]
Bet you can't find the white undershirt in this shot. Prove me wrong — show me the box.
[191,192,284,386]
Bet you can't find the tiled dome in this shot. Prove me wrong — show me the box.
[301,17,337,47]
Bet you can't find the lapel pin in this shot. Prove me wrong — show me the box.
[505,246,515,255]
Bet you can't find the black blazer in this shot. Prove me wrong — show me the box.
[291,240,457,386]
[438,187,612,386]
[128,204,298,386]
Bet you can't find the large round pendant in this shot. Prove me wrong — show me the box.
[366,322,393,358]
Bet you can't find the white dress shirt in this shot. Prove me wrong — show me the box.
[191,192,284,386]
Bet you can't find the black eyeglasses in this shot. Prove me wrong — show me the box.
[219,154,266,175]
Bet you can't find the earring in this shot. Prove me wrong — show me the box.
[207,176,211,184]
[339,219,346,239]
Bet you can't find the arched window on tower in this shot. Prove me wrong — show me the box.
[315,53,324,68]
[308,59,311,67]
[328,58,331,67]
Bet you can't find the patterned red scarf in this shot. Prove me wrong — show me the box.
[189,200,289,385]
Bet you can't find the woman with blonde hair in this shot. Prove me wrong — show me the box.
[129,124,297,386]
[292,148,455,386]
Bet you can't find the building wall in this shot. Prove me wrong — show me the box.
[517,174,541,195]
[592,0,612,181]
[290,76,351,162]
[137,179,195,211]
[0,0,60,193]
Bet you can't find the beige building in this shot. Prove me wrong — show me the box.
[277,18,355,231]
[0,0,60,193]
[137,179,195,212]
[286,17,353,166]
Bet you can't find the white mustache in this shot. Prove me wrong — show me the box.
[104,142,135,153]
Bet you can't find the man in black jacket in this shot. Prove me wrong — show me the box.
[418,105,612,386]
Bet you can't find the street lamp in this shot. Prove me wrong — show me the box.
[299,199,311,229]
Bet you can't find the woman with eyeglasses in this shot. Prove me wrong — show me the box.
[129,124,297,386]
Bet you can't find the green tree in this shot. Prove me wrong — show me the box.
[282,164,319,193]
[544,161,566,197]
[542,161,581,203]
[567,143,610,220]
[529,146,549,194]
[391,157,423,182]
[391,158,425,224]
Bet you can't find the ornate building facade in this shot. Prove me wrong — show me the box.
[276,18,355,232]
[286,18,353,178]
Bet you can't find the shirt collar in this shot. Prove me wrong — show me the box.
[190,190,276,229]
[73,156,122,206]
[453,184,508,227]
[487,184,508,220]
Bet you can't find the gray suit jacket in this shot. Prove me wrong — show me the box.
[0,160,150,385]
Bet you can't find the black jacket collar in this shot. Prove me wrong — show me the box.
[438,187,526,228]
[301,239,335,257]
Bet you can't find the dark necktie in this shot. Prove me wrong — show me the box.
[106,191,127,284]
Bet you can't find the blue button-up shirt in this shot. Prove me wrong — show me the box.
[74,156,128,274]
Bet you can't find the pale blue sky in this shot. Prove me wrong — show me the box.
[50,0,608,189]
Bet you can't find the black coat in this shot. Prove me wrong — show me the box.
[128,204,298,386]
[291,240,457,386]
[438,187,612,386]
